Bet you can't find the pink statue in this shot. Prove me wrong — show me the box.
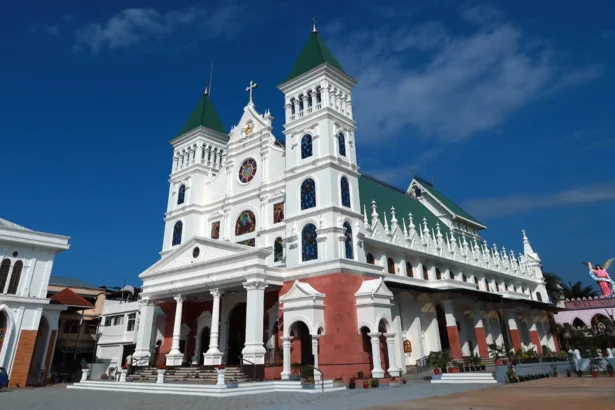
[585,260,614,297]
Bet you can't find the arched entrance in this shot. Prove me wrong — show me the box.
[227,303,246,364]
[199,327,210,365]
[360,326,373,369]
[378,320,389,372]
[289,321,313,366]
[0,311,6,358]
[435,304,450,350]
[27,315,49,386]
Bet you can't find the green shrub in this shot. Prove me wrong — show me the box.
[301,364,314,380]
[370,378,379,388]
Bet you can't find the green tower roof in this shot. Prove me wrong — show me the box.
[176,91,226,137]
[282,31,349,84]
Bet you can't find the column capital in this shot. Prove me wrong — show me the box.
[367,332,381,341]
[243,280,268,291]
[281,335,293,342]
[138,297,155,306]
[174,294,185,303]
[383,332,396,339]
[311,334,321,341]
[210,288,223,298]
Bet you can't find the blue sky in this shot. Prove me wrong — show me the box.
[2,0,614,290]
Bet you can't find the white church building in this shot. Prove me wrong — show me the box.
[132,26,558,381]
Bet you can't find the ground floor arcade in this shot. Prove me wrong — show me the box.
[133,273,557,380]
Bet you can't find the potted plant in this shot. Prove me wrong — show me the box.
[290,363,301,380]
[589,355,603,378]
[363,379,370,389]
[349,377,356,389]
[402,378,407,385]
[607,363,614,377]
[479,361,486,371]
[488,343,505,366]
[357,370,364,380]
[370,378,379,388]
[551,364,558,377]
[506,369,517,383]
[301,364,315,385]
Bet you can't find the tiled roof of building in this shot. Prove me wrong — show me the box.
[0,217,32,231]
[49,275,100,290]
[49,288,95,308]
[282,31,350,84]
[176,92,226,137]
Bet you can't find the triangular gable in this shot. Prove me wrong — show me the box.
[355,278,394,298]
[50,288,94,308]
[229,103,273,143]
[140,237,257,278]
[280,280,325,302]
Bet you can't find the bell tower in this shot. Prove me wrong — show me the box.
[279,24,365,268]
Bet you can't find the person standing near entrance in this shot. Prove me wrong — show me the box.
[125,353,133,375]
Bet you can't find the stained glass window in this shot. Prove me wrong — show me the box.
[300,178,316,210]
[211,221,220,240]
[301,134,313,159]
[238,238,255,247]
[343,222,353,259]
[301,223,318,262]
[340,177,350,208]
[366,253,375,264]
[235,211,256,236]
[238,158,257,183]
[177,184,186,205]
[6,261,22,294]
[273,202,285,224]
[172,221,183,246]
[274,237,284,262]
[338,132,346,157]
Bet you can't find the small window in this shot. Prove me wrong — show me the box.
[422,265,428,280]
[127,313,136,331]
[298,94,304,111]
[406,261,414,277]
[104,317,112,326]
[387,258,395,274]
[366,253,375,264]
[172,221,183,246]
[6,260,22,294]
[301,224,318,262]
[290,98,296,115]
[462,274,468,282]
[338,132,346,157]
[301,134,313,159]
[274,237,284,262]
[436,268,442,280]
[536,293,543,302]
[113,315,124,326]
[85,325,98,335]
[211,221,220,240]
[307,90,313,107]
[64,320,80,334]
[300,178,316,210]
[415,187,422,198]
[177,184,186,205]
[340,177,351,208]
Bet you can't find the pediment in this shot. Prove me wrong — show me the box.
[280,280,325,302]
[229,103,272,142]
[355,278,394,298]
[140,237,254,278]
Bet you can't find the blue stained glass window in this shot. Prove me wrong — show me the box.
[343,221,353,259]
[340,177,350,208]
[300,178,316,210]
[177,185,186,205]
[301,134,313,159]
[338,132,346,157]
[172,221,183,246]
[302,223,318,262]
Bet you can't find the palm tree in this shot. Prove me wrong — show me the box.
[560,281,598,299]
[543,272,563,302]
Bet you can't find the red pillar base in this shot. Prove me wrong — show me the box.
[447,326,463,359]
[474,327,489,358]
[530,330,542,354]
[510,329,522,351]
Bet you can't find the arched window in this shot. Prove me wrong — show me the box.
[338,132,346,157]
[290,98,296,115]
[301,134,313,159]
[301,224,318,262]
[307,90,313,107]
[315,87,322,104]
[422,265,428,280]
[0,259,10,293]
[7,261,22,295]
[172,221,183,246]
[572,318,586,328]
[274,237,284,262]
[366,253,375,264]
[436,269,442,280]
[406,261,414,277]
[298,94,304,111]
[536,292,543,302]
[387,258,395,274]
[177,184,186,205]
[300,178,316,210]
[235,211,256,236]
[343,222,353,259]
[340,177,350,208]
[462,274,468,282]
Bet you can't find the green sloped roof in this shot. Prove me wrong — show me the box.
[282,32,349,84]
[359,175,450,237]
[415,178,484,227]
[176,92,226,137]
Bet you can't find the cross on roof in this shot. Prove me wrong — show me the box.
[246,80,258,104]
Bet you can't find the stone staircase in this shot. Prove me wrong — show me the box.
[130,366,248,384]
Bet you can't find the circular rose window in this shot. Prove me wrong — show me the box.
[238,158,257,183]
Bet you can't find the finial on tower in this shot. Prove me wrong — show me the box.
[204,81,209,96]
[312,17,317,33]
[246,80,258,105]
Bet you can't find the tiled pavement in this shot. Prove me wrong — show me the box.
[0,382,495,410]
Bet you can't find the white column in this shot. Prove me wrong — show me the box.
[204,289,223,365]
[384,333,400,376]
[368,332,384,378]
[133,298,156,366]
[281,336,292,380]
[311,335,321,381]
[242,280,267,364]
[166,295,184,366]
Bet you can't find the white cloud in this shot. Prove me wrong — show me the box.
[74,4,243,54]
[462,181,615,219]
[327,6,601,141]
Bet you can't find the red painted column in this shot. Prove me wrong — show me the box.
[442,301,462,359]
[507,312,522,351]
[472,307,489,358]
[530,331,542,354]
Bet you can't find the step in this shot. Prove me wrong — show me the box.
[431,373,497,384]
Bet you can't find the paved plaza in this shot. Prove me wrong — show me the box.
[1,378,613,410]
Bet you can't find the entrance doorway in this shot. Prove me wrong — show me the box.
[27,315,49,386]
[227,303,246,364]
[199,327,210,365]
[435,304,451,350]
[290,321,313,365]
